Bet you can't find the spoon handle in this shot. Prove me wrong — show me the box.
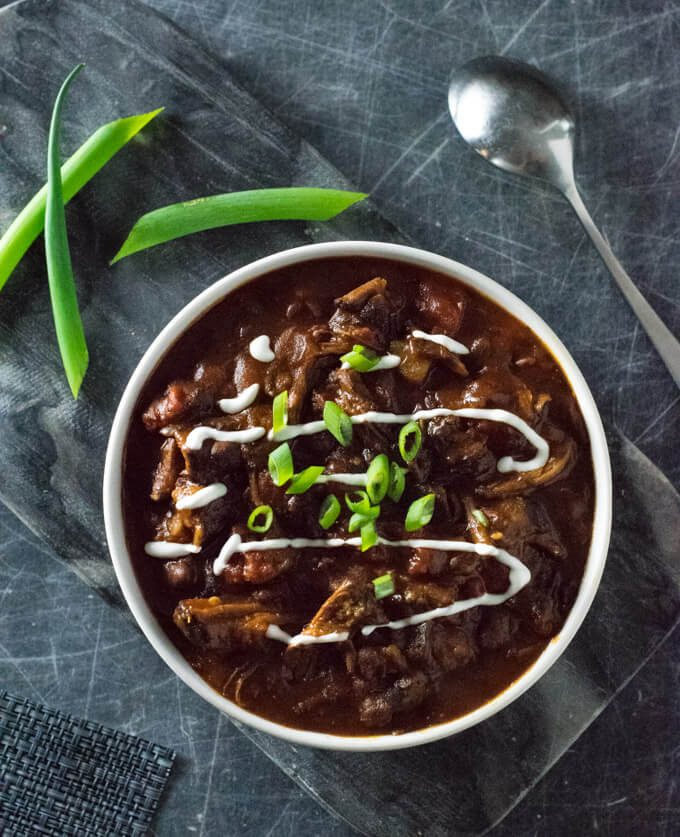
[564,184,680,389]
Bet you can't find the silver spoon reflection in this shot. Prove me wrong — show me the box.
[448,56,680,389]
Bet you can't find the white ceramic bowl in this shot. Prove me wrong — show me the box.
[103,241,612,752]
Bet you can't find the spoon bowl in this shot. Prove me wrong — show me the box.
[448,55,680,388]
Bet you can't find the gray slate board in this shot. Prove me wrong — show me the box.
[0,0,678,834]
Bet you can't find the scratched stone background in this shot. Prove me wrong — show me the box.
[1,0,679,835]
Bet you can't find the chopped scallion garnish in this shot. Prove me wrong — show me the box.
[472,508,489,527]
[268,442,294,486]
[405,493,435,531]
[348,506,380,532]
[323,400,353,446]
[286,465,324,495]
[247,505,273,533]
[398,420,422,464]
[345,490,371,514]
[366,453,389,504]
[272,390,289,435]
[340,344,380,372]
[387,462,407,503]
[372,573,395,600]
[361,520,379,552]
[318,494,341,529]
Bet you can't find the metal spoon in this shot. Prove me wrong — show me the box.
[448,55,680,389]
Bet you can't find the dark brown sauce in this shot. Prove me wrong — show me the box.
[123,256,594,736]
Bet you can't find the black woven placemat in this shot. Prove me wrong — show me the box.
[0,691,175,837]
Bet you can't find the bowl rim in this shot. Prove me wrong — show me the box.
[103,240,612,752]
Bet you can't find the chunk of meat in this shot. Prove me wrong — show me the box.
[408,547,449,576]
[397,334,468,384]
[298,580,383,638]
[173,596,289,651]
[477,438,576,498]
[358,670,429,727]
[479,608,518,650]
[222,546,296,584]
[329,277,403,351]
[312,367,378,416]
[426,417,497,483]
[415,280,466,334]
[150,438,183,501]
[143,363,229,431]
[264,325,337,422]
[356,644,408,683]
[161,473,236,546]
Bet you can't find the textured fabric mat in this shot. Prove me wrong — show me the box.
[0,691,175,836]
[0,1,678,835]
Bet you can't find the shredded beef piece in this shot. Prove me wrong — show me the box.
[150,438,184,501]
[415,280,466,334]
[143,380,215,431]
[173,597,288,651]
[329,277,403,351]
[359,670,429,727]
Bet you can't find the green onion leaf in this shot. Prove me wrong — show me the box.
[398,420,422,464]
[318,494,341,529]
[366,454,389,504]
[472,508,489,527]
[45,64,88,398]
[286,465,324,495]
[323,400,353,446]
[372,573,395,600]
[268,442,294,486]
[0,107,163,292]
[111,188,368,263]
[405,493,436,531]
[272,390,289,435]
[348,506,380,532]
[345,490,371,514]
[339,344,380,372]
[387,462,407,503]
[247,505,273,533]
[361,520,379,552]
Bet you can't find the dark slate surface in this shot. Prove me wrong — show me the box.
[0,0,679,834]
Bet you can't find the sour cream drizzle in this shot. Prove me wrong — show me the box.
[411,329,470,355]
[144,542,202,558]
[315,473,367,486]
[218,383,260,414]
[211,533,529,647]
[185,426,266,450]
[268,408,548,474]
[249,335,275,363]
[176,482,227,510]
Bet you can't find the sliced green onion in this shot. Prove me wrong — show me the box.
[366,454,389,504]
[111,188,368,263]
[405,493,436,532]
[348,507,380,532]
[339,344,379,372]
[345,490,371,514]
[45,65,89,399]
[372,573,395,600]
[268,442,294,486]
[472,508,489,527]
[319,494,341,529]
[399,420,422,464]
[272,390,289,435]
[247,505,273,533]
[286,465,324,495]
[0,107,163,292]
[361,520,379,552]
[387,462,407,503]
[323,400,353,446]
